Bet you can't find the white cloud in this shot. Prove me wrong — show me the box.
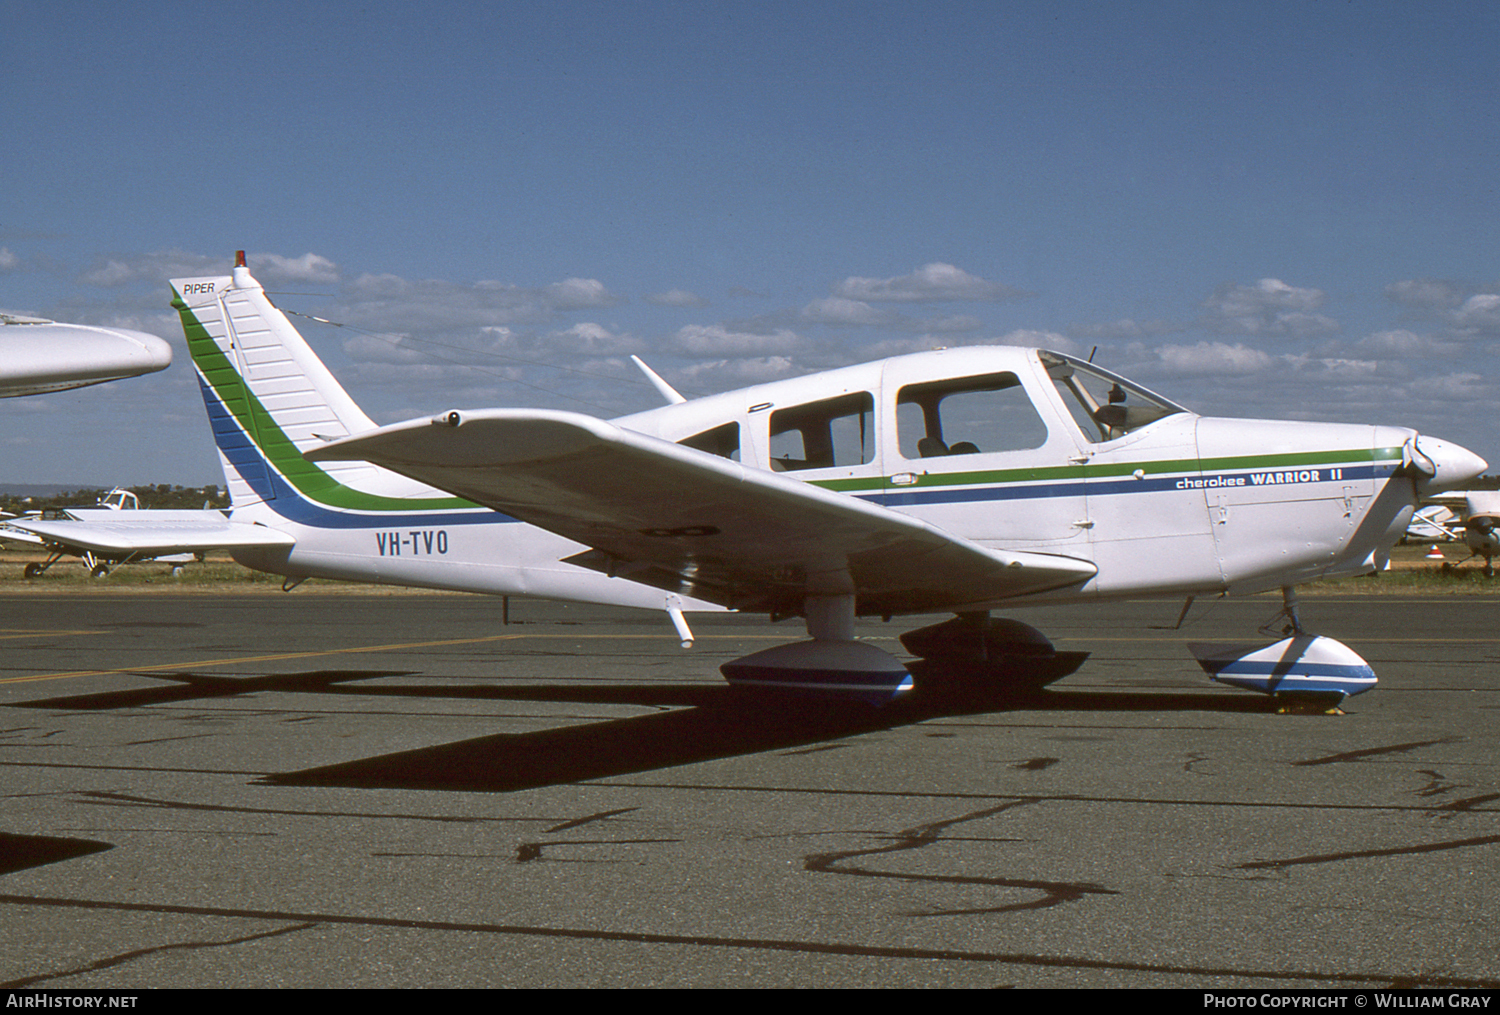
[1274,311,1340,336]
[1356,329,1463,358]
[799,297,893,327]
[0,248,20,272]
[337,273,623,333]
[797,298,983,334]
[81,259,136,287]
[832,263,1029,303]
[1404,371,1491,403]
[918,314,983,333]
[341,333,430,365]
[1209,278,1324,315]
[1201,278,1336,335]
[994,328,1083,355]
[1452,293,1500,333]
[545,322,636,354]
[542,277,621,309]
[854,336,952,358]
[676,356,798,386]
[671,323,801,356]
[1385,278,1465,309]
[645,288,709,307]
[255,252,339,284]
[1289,356,1380,379]
[1155,341,1276,375]
[1070,318,1181,339]
[79,249,333,288]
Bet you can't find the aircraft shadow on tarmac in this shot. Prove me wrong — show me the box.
[16,669,1273,795]
[0,832,112,875]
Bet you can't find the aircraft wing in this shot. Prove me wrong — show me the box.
[7,515,295,558]
[0,524,46,547]
[0,320,173,398]
[306,409,1096,615]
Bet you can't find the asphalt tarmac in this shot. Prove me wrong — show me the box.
[1,588,1497,989]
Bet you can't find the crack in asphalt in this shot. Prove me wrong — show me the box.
[1238,832,1500,870]
[803,800,1117,916]
[0,893,1493,988]
[1292,738,1458,767]
[1,921,317,988]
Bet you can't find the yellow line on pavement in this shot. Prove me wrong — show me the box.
[0,631,787,686]
[0,629,102,641]
[0,632,533,685]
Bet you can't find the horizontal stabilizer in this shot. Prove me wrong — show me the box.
[306,409,1096,615]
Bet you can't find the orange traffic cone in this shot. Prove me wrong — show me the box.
[1426,544,1445,560]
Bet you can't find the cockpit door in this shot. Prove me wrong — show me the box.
[1036,351,1219,594]
[877,353,1093,551]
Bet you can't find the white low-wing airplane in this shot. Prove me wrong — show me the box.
[2,487,270,578]
[0,314,172,397]
[1416,490,1500,577]
[26,253,1489,709]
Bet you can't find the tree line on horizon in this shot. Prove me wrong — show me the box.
[0,484,231,515]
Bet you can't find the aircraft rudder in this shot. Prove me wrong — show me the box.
[170,253,374,509]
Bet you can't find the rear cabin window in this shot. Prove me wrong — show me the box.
[897,372,1048,460]
[769,392,875,471]
[679,422,740,461]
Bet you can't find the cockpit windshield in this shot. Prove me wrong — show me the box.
[1039,350,1187,443]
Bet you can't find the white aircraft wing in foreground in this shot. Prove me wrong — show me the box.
[306,409,1098,617]
[0,315,172,397]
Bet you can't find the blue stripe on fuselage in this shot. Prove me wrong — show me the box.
[200,373,1396,529]
[868,464,1393,508]
[198,375,515,530]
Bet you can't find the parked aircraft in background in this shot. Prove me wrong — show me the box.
[1405,503,1459,543]
[1418,490,1500,577]
[1,487,256,577]
[13,254,1489,711]
[0,314,171,397]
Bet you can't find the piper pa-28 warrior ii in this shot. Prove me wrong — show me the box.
[52,253,1486,711]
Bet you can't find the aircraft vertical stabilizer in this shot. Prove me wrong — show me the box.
[170,253,379,507]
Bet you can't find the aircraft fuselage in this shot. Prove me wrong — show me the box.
[602,346,1472,608]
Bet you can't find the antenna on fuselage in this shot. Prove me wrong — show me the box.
[631,355,687,405]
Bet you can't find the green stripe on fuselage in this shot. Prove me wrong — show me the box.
[173,290,479,513]
[808,446,1402,493]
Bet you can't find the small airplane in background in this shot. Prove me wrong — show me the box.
[1414,490,1500,577]
[1405,503,1460,543]
[1,487,264,578]
[0,314,171,397]
[16,253,1490,712]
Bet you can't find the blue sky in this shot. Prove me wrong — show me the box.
[3,0,1497,486]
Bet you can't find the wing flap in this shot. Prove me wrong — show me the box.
[307,409,1094,614]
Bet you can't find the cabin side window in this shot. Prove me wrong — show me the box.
[679,422,740,461]
[768,392,875,471]
[896,372,1048,460]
